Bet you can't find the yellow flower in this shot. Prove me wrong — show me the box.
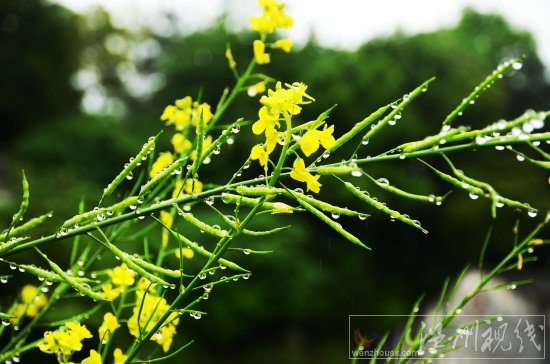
[173,179,203,198]
[171,133,192,154]
[113,348,127,364]
[251,144,270,168]
[192,102,214,126]
[253,40,270,65]
[252,106,279,135]
[260,81,314,116]
[273,38,293,53]
[82,349,102,364]
[175,96,192,110]
[247,81,266,97]
[17,284,47,318]
[39,322,92,357]
[299,124,335,157]
[101,283,121,300]
[160,105,177,121]
[156,324,177,352]
[127,292,180,352]
[225,48,236,69]
[99,312,120,341]
[175,247,195,259]
[66,322,92,341]
[160,210,173,247]
[150,152,174,178]
[250,0,293,34]
[290,158,321,193]
[108,263,135,287]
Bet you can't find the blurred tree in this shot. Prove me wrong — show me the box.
[0,0,82,144]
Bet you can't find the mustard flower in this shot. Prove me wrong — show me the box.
[225,48,236,69]
[39,322,92,357]
[250,0,293,34]
[82,350,102,364]
[13,284,47,319]
[253,40,270,65]
[252,106,280,135]
[101,283,121,301]
[150,152,174,178]
[290,158,321,193]
[108,263,135,287]
[173,178,203,198]
[251,144,270,168]
[273,38,293,53]
[260,81,314,116]
[113,348,127,364]
[171,133,192,154]
[299,124,336,157]
[174,247,195,259]
[248,81,267,97]
[98,312,120,341]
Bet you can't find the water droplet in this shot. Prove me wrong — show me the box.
[509,284,517,290]
[358,214,367,221]
[527,209,538,218]
[413,307,419,313]
[516,155,525,162]
[388,119,396,126]
[331,213,340,220]
[219,264,226,270]
[102,339,108,344]
[456,308,463,314]
[402,94,410,101]
[469,192,479,200]
[204,284,213,292]
[527,247,534,254]
[512,61,523,70]
[231,124,240,133]
[0,277,8,284]
[17,267,25,273]
[351,170,362,177]
[243,250,250,255]
[97,213,106,222]
[243,274,251,280]
[202,293,210,300]
[294,188,304,194]
[458,111,463,116]
[126,171,133,180]
[399,154,406,160]
[2,319,10,326]
[226,137,235,145]
[322,151,330,159]
[390,102,397,109]
[495,145,505,151]
[9,263,16,270]
[213,145,221,155]
[469,99,475,105]
[199,273,207,280]
[475,135,487,145]
[205,196,215,206]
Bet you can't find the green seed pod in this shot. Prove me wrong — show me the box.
[316,165,362,176]
[291,192,370,250]
[345,182,428,234]
[37,249,108,301]
[140,158,188,195]
[130,255,191,278]
[365,174,445,205]
[443,58,521,127]
[0,212,50,241]
[62,196,139,228]
[176,207,229,238]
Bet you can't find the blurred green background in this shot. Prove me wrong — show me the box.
[1,0,549,363]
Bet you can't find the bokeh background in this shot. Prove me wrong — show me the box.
[1,0,549,362]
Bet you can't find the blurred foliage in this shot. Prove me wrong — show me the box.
[1,2,549,363]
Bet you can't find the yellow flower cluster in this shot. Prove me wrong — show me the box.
[39,322,92,361]
[12,284,47,322]
[160,96,213,131]
[127,278,180,352]
[98,312,120,342]
[250,82,313,170]
[250,0,293,34]
[101,263,136,300]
